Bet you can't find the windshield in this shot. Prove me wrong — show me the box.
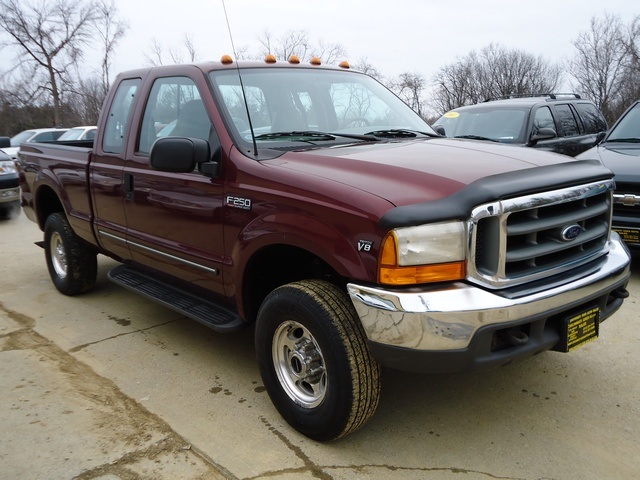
[607,103,640,142]
[209,67,434,153]
[10,130,36,146]
[433,107,529,144]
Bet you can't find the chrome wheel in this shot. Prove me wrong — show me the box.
[49,231,67,279]
[272,320,327,408]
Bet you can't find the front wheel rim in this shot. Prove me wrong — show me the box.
[272,320,327,408]
[50,231,67,279]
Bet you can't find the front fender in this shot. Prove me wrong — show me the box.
[231,208,382,294]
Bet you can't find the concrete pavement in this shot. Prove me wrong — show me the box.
[2,210,639,480]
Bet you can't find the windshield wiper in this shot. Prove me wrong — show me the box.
[364,129,437,139]
[453,134,500,142]
[255,131,337,141]
[605,137,640,143]
[255,130,379,143]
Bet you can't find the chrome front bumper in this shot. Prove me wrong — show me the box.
[348,235,630,353]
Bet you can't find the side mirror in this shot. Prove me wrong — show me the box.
[432,124,446,136]
[150,137,219,176]
[595,131,607,145]
[0,136,10,148]
[529,127,557,146]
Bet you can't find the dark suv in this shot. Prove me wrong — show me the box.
[432,94,607,156]
[0,136,20,219]
[578,99,640,250]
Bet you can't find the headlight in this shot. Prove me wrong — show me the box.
[378,221,467,285]
[0,160,17,174]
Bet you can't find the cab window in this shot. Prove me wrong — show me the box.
[574,103,607,134]
[103,78,141,154]
[554,104,580,137]
[138,76,216,155]
[532,106,555,135]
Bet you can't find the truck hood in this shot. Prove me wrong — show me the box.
[577,142,640,185]
[266,138,583,207]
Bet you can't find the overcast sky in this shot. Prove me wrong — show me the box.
[0,0,637,100]
[105,0,637,83]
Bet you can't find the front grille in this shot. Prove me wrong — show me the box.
[612,181,640,217]
[468,180,613,289]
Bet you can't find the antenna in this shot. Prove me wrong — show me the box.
[222,0,259,157]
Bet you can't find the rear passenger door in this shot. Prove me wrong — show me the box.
[574,102,608,152]
[552,103,606,157]
[550,103,584,156]
[91,77,142,261]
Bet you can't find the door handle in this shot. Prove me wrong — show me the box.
[124,173,134,200]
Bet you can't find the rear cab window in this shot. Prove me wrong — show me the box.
[103,78,142,154]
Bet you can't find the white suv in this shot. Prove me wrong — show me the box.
[1,127,69,159]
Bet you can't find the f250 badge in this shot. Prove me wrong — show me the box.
[226,195,252,210]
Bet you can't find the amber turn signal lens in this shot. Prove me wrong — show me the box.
[379,262,466,285]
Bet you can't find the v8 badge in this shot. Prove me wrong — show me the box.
[357,240,373,252]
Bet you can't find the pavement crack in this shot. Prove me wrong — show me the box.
[69,319,179,352]
[250,416,333,480]
[1,303,228,479]
[324,464,529,479]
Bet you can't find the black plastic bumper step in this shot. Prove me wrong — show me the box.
[108,265,244,332]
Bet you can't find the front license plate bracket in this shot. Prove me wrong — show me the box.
[553,306,600,352]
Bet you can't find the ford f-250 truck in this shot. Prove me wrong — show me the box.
[18,57,631,441]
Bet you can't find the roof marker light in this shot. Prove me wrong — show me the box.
[265,54,277,63]
[310,56,321,65]
[288,55,300,64]
[339,60,350,69]
[220,54,233,64]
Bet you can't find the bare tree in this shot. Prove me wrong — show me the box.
[144,34,200,66]
[431,44,562,114]
[96,0,128,96]
[352,58,385,82]
[0,0,99,125]
[569,14,630,123]
[389,72,427,116]
[256,30,346,64]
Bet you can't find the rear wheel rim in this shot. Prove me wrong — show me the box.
[50,231,67,279]
[272,320,327,408]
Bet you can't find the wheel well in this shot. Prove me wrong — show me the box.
[35,185,64,229]
[242,245,345,323]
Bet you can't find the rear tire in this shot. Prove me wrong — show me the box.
[256,280,381,441]
[44,213,97,295]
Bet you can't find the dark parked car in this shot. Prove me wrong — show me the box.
[0,136,20,219]
[578,100,640,250]
[432,94,607,156]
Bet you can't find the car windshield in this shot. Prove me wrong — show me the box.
[10,130,36,146]
[209,67,435,154]
[433,107,529,144]
[607,102,640,142]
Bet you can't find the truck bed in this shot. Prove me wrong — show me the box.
[19,141,95,243]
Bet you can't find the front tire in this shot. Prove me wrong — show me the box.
[256,280,381,441]
[44,213,97,295]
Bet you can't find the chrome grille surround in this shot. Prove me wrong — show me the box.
[467,180,614,289]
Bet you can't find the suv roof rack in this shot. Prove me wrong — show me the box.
[483,93,582,102]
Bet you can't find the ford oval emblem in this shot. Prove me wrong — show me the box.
[561,224,582,242]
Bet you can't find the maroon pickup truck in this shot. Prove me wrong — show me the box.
[18,58,631,440]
